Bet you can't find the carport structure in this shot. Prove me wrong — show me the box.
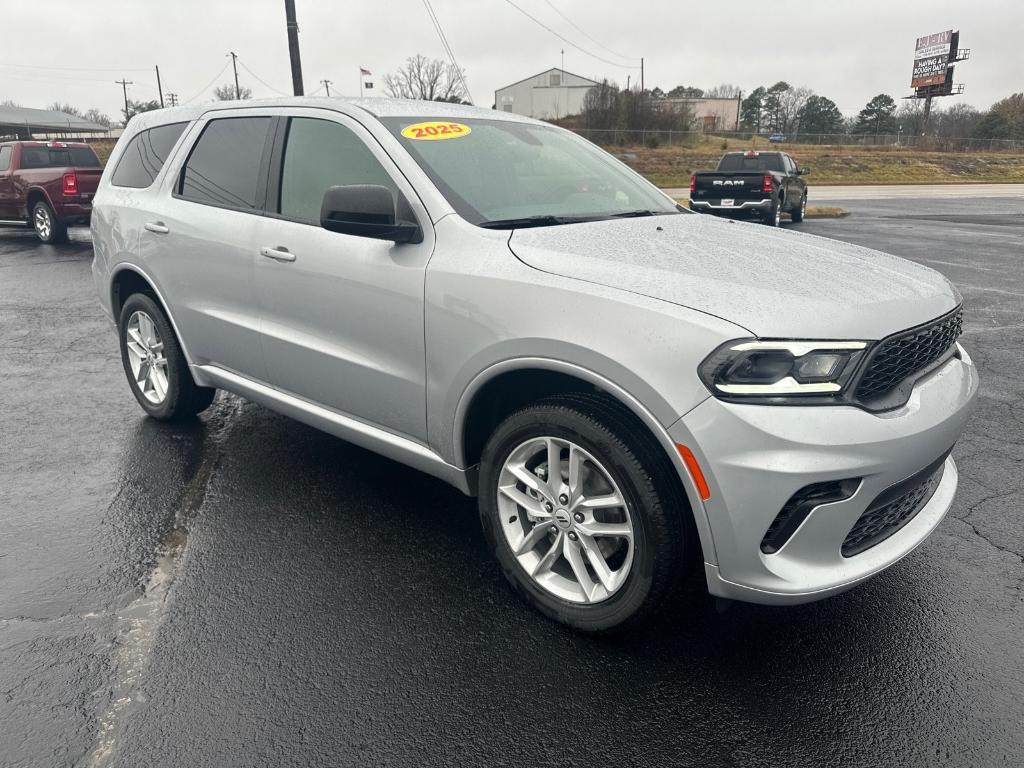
[0,105,109,140]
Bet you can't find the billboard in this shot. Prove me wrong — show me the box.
[911,30,954,88]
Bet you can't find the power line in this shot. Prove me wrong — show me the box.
[238,60,290,96]
[0,62,152,73]
[421,0,474,103]
[181,61,231,104]
[541,0,636,62]
[501,0,641,69]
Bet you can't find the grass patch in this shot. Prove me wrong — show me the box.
[805,206,849,219]
[615,136,1024,187]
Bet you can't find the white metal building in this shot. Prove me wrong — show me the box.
[494,68,600,120]
[655,97,742,131]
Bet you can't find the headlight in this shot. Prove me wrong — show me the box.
[699,339,868,400]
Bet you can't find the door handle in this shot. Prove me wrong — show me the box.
[260,246,296,263]
[144,221,169,234]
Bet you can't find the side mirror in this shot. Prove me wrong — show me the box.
[798,167,811,176]
[320,184,421,243]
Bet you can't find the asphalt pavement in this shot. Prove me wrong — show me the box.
[2,193,1023,767]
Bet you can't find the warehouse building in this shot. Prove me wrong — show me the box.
[494,68,600,120]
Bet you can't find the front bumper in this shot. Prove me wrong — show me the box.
[671,344,978,604]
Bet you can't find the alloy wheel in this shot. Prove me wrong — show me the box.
[34,206,52,240]
[125,310,169,405]
[496,436,635,604]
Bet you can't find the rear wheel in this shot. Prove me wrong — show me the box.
[118,293,216,421]
[764,199,782,227]
[32,200,68,244]
[479,395,694,632]
[791,192,807,223]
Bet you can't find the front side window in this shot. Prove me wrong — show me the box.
[111,122,188,188]
[381,117,679,227]
[0,146,10,172]
[180,117,273,210]
[278,117,398,223]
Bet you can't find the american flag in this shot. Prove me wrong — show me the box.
[360,68,372,76]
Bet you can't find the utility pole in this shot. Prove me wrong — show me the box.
[284,0,305,96]
[560,49,564,74]
[320,79,332,97]
[155,65,164,107]
[640,57,644,93]
[166,93,179,107]
[115,79,133,124]
[228,51,241,99]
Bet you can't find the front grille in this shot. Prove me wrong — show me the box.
[855,307,962,404]
[841,453,949,557]
[761,479,859,554]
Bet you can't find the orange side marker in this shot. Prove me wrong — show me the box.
[676,444,711,501]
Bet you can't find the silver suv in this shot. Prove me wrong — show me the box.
[92,99,978,631]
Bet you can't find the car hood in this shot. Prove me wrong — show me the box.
[508,214,960,338]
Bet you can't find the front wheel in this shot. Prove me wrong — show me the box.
[32,200,68,244]
[479,395,693,632]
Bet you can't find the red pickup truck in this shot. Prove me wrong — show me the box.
[0,140,103,243]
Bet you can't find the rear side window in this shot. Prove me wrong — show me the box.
[179,117,273,210]
[278,117,398,223]
[20,145,100,169]
[0,146,10,172]
[111,123,188,188]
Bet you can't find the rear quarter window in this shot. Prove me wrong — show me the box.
[111,123,188,188]
[0,146,11,172]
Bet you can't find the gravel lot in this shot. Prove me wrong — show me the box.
[1,196,1022,767]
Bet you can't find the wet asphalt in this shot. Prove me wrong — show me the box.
[1,198,1022,767]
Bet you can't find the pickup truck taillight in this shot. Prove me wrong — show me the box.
[762,175,773,194]
[62,172,79,196]
[689,175,696,195]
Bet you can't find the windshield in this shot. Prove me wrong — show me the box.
[717,153,784,172]
[381,117,681,228]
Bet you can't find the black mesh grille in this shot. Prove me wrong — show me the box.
[841,461,946,557]
[855,308,962,403]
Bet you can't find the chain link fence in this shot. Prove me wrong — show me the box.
[569,128,1024,153]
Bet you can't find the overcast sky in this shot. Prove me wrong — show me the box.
[2,0,1021,120]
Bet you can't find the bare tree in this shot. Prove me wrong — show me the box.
[0,99,22,107]
[778,86,813,134]
[213,83,253,101]
[704,83,741,99]
[383,54,467,103]
[83,108,113,128]
[47,102,83,116]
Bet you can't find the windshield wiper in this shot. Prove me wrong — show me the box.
[479,215,585,230]
[606,209,669,219]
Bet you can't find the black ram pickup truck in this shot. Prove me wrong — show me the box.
[689,150,809,226]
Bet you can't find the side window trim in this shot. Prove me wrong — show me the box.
[263,111,420,230]
[172,114,279,216]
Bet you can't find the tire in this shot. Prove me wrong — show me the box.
[763,198,782,227]
[791,192,807,223]
[32,200,68,244]
[117,293,216,421]
[478,394,695,632]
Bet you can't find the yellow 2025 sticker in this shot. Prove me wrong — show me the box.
[401,121,472,141]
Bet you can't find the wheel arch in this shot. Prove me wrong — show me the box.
[25,187,52,219]
[109,264,198,369]
[454,358,717,564]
